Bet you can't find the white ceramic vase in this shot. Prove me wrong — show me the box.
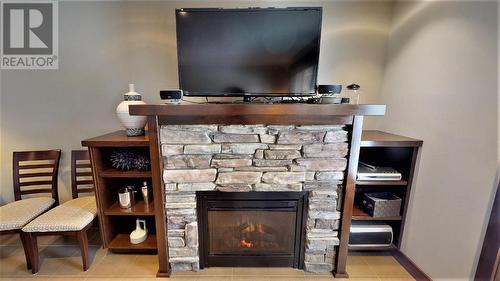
[116,84,147,136]
[129,219,147,244]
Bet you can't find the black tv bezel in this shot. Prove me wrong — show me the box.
[175,7,323,97]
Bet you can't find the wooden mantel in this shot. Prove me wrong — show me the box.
[129,104,385,125]
[129,103,386,278]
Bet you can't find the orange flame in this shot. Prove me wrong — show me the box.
[240,239,254,248]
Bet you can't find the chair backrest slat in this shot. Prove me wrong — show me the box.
[18,172,54,178]
[18,164,55,169]
[76,172,93,177]
[13,150,61,204]
[76,180,94,185]
[71,150,94,199]
[18,188,53,195]
[77,188,95,194]
[19,180,54,187]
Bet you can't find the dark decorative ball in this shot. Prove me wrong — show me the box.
[133,153,150,171]
[109,149,135,170]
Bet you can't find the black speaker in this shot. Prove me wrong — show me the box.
[317,84,342,94]
[160,90,183,104]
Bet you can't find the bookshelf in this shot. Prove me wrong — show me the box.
[349,130,423,250]
[82,131,157,253]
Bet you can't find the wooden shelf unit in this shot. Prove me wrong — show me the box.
[349,130,422,251]
[82,131,158,253]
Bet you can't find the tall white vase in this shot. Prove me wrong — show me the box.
[116,84,147,136]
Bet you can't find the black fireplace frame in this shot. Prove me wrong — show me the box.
[196,191,308,269]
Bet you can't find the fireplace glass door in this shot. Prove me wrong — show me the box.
[208,210,296,255]
[197,192,308,268]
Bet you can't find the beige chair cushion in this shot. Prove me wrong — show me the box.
[0,197,55,231]
[22,196,97,233]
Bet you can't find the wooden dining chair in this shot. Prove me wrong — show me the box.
[71,150,94,199]
[71,150,98,228]
[0,150,62,270]
[22,150,97,274]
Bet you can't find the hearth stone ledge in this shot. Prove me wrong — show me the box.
[161,124,347,273]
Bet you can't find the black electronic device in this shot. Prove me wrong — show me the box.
[160,90,183,104]
[317,84,342,94]
[307,97,322,104]
[176,7,322,97]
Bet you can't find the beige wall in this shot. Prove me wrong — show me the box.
[0,1,392,203]
[378,1,498,280]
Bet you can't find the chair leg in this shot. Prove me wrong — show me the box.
[77,229,89,271]
[19,232,31,270]
[27,233,39,274]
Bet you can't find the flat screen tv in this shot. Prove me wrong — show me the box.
[176,7,322,97]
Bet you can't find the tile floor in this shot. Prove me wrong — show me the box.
[0,229,415,280]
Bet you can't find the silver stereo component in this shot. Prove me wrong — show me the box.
[349,221,393,249]
[357,162,402,181]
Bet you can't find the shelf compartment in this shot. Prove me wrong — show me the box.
[352,205,402,221]
[356,180,408,186]
[99,169,151,178]
[108,233,157,252]
[104,201,155,216]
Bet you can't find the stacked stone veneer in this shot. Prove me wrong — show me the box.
[161,125,348,273]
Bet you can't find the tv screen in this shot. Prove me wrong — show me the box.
[176,7,322,96]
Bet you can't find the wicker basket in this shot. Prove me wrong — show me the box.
[362,192,402,218]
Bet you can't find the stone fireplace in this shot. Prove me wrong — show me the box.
[161,124,348,273]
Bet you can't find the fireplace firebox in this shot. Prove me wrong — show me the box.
[196,192,308,268]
